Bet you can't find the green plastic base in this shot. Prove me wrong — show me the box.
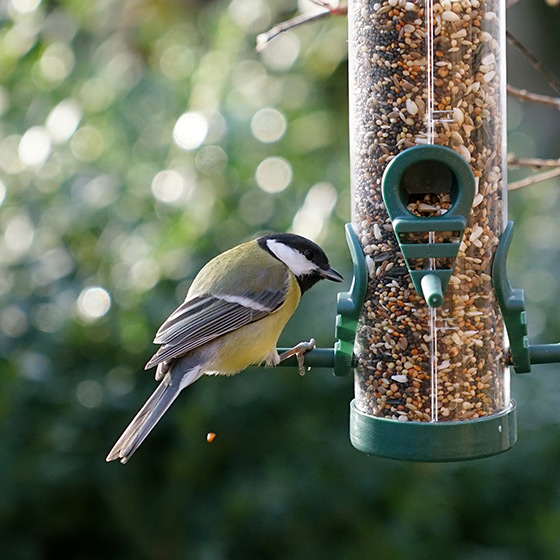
[350,400,517,462]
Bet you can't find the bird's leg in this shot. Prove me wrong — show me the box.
[278,338,316,376]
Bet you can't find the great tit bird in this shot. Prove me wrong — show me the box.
[106,233,343,464]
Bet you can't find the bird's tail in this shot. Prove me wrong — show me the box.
[106,360,204,464]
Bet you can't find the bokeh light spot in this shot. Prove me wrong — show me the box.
[33,303,66,333]
[39,42,75,84]
[260,33,300,71]
[4,213,35,256]
[76,380,104,408]
[46,99,82,143]
[205,113,228,144]
[0,136,24,174]
[129,258,161,292]
[33,247,74,286]
[79,78,115,112]
[19,351,51,381]
[71,174,119,209]
[250,107,287,143]
[229,0,271,31]
[10,0,41,14]
[159,46,195,80]
[173,112,208,150]
[77,286,111,321]
[151,169,186,203]
[1,305,28,338]
[238,190,274,226]
[195,145,227,173]
[255,156,292,193]
[70,126,104,161]
[19,126,52,167]
[4,20,38,58]
[291,182,338,241]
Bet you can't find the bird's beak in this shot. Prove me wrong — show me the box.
[320,266,344,282]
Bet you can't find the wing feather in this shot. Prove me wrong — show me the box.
[145,283,288,369]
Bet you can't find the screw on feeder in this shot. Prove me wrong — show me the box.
[347,0,518,461]
[278,0,560,464]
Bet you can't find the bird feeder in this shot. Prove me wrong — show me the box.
[278,0,560,461]
[343,0,514,460]
[342,0,560,461]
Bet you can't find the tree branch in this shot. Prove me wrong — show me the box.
[256,10,329,53]
[508,167,560,191]
[256,2,347,53]
[506,29,560,96]
[507,84,560,109]
[508,155,560,168]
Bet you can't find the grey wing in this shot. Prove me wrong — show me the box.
[144,285,287,370]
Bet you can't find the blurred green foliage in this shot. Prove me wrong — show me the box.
[1,0,560,558]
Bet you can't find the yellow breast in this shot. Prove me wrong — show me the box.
[206,273,301,374]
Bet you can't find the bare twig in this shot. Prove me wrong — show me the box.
[256,2,347,53]
[508,168,560,191]
[506,29,560,96]
[508,155,560,168]
[309,0,347,13]
[507,84,560,109]
[256,10,329,53]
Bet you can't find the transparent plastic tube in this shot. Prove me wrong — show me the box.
[349,0,508,422]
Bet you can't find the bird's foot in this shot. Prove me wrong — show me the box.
[278,338,316,376]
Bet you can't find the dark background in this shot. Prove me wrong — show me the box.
[1,1,560,558]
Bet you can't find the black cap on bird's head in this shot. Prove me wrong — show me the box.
[258,233,343,293]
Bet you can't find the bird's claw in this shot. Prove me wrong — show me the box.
[279,338,316,376]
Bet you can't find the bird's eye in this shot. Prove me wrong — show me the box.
[303,249,314,260]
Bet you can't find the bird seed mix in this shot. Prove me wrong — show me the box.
[348,0,509,422]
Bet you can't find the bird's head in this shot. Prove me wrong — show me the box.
[258,233,343,293]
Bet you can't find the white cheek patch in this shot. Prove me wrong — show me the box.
[266,239,317,276]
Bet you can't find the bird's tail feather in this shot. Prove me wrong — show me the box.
[106,361,203,464]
